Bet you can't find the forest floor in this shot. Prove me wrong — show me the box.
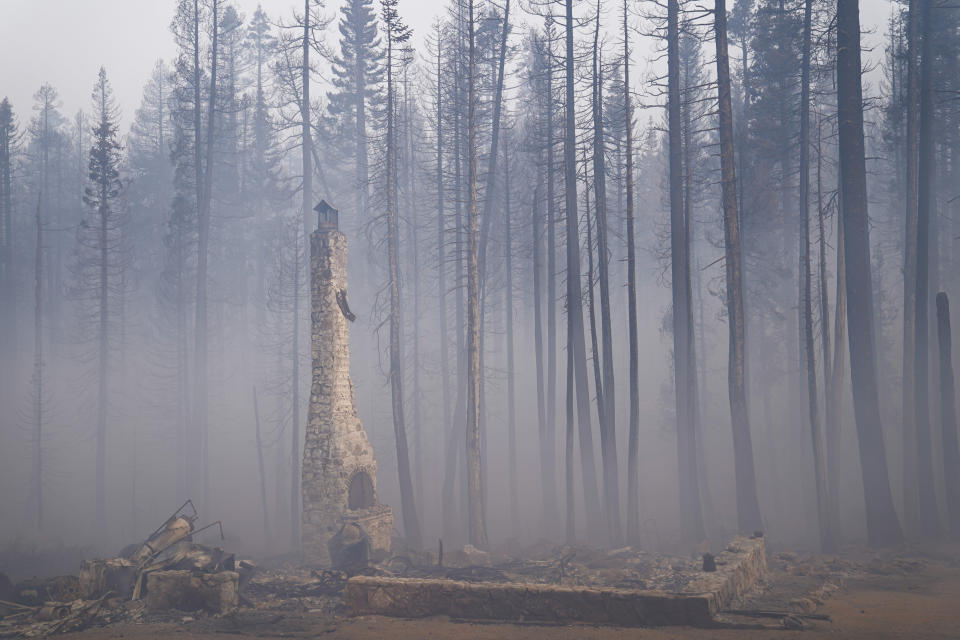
[52,543,960,640]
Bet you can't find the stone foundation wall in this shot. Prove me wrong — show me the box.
[345,536,766,627]
[346,577,715,626]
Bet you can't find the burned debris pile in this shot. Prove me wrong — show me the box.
[0,501,254,637]
[2,525,774,635]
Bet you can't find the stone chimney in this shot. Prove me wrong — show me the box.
[301,206,393,564]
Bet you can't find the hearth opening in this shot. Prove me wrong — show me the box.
[348,471,374,510]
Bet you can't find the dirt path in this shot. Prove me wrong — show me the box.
[60,558,960,639]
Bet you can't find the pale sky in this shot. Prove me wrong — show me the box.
[1,0,441,129]
[1,0,892,131]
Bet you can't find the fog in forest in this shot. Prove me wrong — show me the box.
[1,0,958,571]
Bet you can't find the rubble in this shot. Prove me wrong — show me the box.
[79,558,136,600]
[0,501,255,636]
[144,570,238,614]
[15,527,945,635]
[0,591,136,638]
[7,576,80,607]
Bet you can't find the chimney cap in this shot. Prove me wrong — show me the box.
[314,199,339,230]
[314,199,338,215]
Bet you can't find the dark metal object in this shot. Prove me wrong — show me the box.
[315,199,339,230]
[702,553,716,572]
[337,289,356,322]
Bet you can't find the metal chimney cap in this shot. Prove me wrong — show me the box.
[314,199,338,215]
[315,199,339,230]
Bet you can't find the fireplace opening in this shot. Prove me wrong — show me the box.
[348,471,375,510]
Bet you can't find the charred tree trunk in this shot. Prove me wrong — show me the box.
[466,0,488,549]
[301,0,313,240]
[624,0,642,543]
[565,332,575,544]
[435,31,453,535]
[405,63,424,507]
[546,33,560,538]
[901,0,921,535]
[592,11,622,545]
[818,115,842,540]
[533,160,555,534]
[196,0,219,512]
[673,0,704,541]
[936,293,960,535]
[477,0,511,289]
[714,0,762,532]
[914,0,938,537]
[355,18,369,225]
[33,204,44,531]
[799,0,834,552]
[504,134,519,537]
[585,150,606,467]
[385,13,422,550]
[253,387,270,550]
[188,0,204,506]
[836,0,903,546]
[293,0,312,550]
[564,0,602,540]
[96,159,109,532]
[0,102,13,374]
[290,230,301,550]
[442,11,465,541]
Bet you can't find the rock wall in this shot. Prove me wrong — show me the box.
[345,536,767,626]
[301,229,392,564]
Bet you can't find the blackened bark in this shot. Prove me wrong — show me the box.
[290,230,301,549]
[936,293,960,535]
[466,0,488,549]
[253,387,270,550]
[477,0,511,290]
[33,204,43,531]
[294,0,312,549]
[302,0,313,239]
[435,30,453,538]
[585,150,606,472]
[836,0,903,546]
[624,0,642,543]
[901,0,920,534]
[533,159,556,533]
[565,334,575,543]
[714,0,762,532]
[504,135,519,536]
[592,9,622,545]
[914,0,938,537]
[385,8,422,549]
[546,32,560,536]
[195,0,219,512]
[817,116,842,540]
[670,0,704,541]
[799,0,834,552]
[563,0,602,540]
[188,0,203,506]
[442,8,465,540]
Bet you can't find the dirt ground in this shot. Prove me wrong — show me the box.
[59,552,960,640]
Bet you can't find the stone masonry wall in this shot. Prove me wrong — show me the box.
[302,229,392,564]
[345,536,767,627]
